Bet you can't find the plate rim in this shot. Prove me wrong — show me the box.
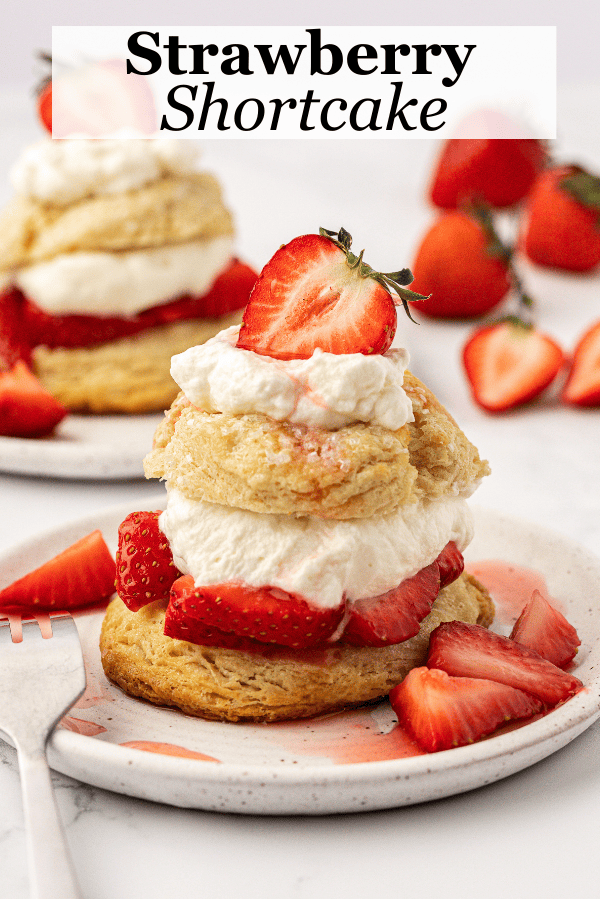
[2,499,600,813]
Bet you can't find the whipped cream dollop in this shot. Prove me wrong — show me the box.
[14,236,234,317]
[171,326,414,431]
[10,135,201,205]
[159,489,473,611]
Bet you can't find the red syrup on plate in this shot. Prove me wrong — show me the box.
[120,741,221,762]
[466,559,562,633]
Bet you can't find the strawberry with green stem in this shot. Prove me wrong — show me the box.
[460,207,565,413]
[237,227,426,360]
[522,165,600,272]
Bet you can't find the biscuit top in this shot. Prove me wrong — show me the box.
[10,136,202,206]
[170,325,415,431]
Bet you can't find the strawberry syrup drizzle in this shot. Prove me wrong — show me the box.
[120,741,221,762]
[466,559,563,632]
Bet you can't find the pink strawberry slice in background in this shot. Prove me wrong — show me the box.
[115,511,181,612]
[165,576,346,650]
[462,320,564,412]
[427,621,582,706]
[390,666,543,753]
[237,227,425,360]
[0,530,115,614]
[510,590,581,669]
[51,58,156,137]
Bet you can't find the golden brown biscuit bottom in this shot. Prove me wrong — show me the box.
[100,572,493,723]
[33,311,242,414]
[144,371,490,518]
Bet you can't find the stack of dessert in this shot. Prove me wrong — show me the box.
[100,227,494,723]
[0,137,256,415]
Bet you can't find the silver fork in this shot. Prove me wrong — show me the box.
[0,614,86,899]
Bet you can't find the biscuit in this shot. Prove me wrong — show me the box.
[100,572,493,723]
[33,312,242,414]
[0,173,233,269]
[143,372,489,517]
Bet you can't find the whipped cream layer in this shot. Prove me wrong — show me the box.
[171,326,414,431]
[10,136,201,206]
[159,489,473,611]
[14,236,234,317]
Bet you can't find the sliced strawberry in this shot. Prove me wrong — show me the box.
[165,575,345,650]
[165,576,269,653]
[510,590,581,669]
[408,210,512,319]
[522,166,600,272]
[437,541,464,589]
[430,135,547,210]
[22,259,257,351]
[428,621,582,706]
[115,511,181,612]
[0,289,32,370]
[343,560,440,647]
[462,321,564,413]
[390,667,543,753]
[236,227,424,360]
[0,530,115,614]
[0,361,67,438]
[562,320,600,408]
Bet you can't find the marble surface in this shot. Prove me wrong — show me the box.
[1,84,600,898]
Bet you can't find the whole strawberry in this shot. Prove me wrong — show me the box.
[237,227,424,360]
[430,136,547,210]
[116,511,181,612]
[409,209,512,319]
[522,165,600,272]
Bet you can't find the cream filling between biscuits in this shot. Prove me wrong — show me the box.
[159,488,474,612]
[12,236,234,317]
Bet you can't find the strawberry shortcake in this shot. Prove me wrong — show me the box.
[0,137,256,414]
[100,227,494,722]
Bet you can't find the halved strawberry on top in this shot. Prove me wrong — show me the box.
[164,576,346,652]
[236,227,426,360]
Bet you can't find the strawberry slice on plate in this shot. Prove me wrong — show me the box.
[462,320,564,412]
[390,666,543,753]
[236,227,425,360]
[562,320,600,408]
[115,511,181,612]
[0,361,67,438]
[165,576,345,650]
[0,530,115,614]
[510,590,581,669]
[427,621,582,706]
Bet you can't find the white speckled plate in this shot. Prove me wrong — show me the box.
[1,500,599,815]
[0,413,161,480]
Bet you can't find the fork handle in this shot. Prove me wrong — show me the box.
[17,745,81,899]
